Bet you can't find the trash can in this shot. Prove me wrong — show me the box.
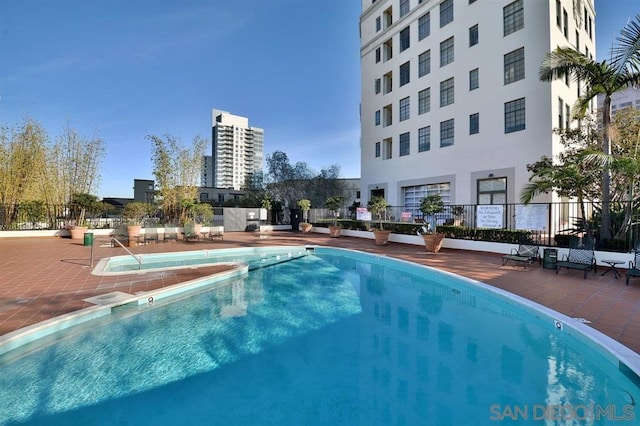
[83,232,94,246]
[543,248,558,269]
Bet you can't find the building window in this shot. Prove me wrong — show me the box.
[504,0,524,36]
[375,109,381,126]
[399,132,410,156]
[383,38,393,61]
[418,88,431,114]
[440,77,454,107]
[376,16,381,32]
[400,26,410,52]
[403,183,451,217]
[555,0,561,28]
[505,98,525,133]
[399,61,410,86]
[418,50,431,77]
[399,96,410,121]
[440,37,454,67]
[478,178,506,204]
[563,8,568,38]
[383,104,392,127]
[440,118,454,147]
[440,0,453,28]
[400,0,410,17]
[375,141,381,158]
[384,71,393,94]
[558,97,564,129]
[418,126,430,152]
[418,12,430,40]
[504,47,524,84]
[469,24,478,47]
[383,7,393,29]
[470,113,479,134]
[469,68,479,90]
[565,103,571,129]
[375,78,381,94]
[384,138,393,160]
[375,47,381,63]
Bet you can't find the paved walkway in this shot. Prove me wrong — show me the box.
[2,231,640,354]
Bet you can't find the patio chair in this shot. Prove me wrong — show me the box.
[502,243,540,269]
[626,244,640,286]
[556,245,597,279]
[208,226,224,241]
[163,224,178,243]
[111,223,129,247]
[143,227,159,244]
[183,223,200,242]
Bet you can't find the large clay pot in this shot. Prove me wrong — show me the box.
[70,226,88,240]
[127,225,142,247]
[328,225,342,238]
[373,229,391,246]
[300,223,313,233]
[422,233,445,252]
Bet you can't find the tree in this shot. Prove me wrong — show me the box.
[539,14,640,241]
[148,134,206,223]
[521,120,601,240]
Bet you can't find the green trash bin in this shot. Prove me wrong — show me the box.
[83,232,94,246]
[543,248,558,269]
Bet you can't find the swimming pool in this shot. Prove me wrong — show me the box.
[1,247,639,424]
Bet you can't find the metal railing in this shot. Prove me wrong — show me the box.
[110,237,143,270]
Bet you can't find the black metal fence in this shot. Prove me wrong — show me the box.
[309,202,640,252]
[3,201,638,252]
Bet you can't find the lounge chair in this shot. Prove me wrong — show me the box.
[626,244,640,286]
[502,243,540,269]
[556,245,597,279]
[183,223,200,242]
[163,224,178,243]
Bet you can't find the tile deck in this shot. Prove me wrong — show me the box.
[2,231,640,354]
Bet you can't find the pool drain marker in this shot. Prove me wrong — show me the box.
[148,296,154,306]
[554,320,563,331]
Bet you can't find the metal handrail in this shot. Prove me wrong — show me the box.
[111,237,143,270]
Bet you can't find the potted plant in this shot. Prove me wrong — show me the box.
[325,195,343,237]
[297,199,312,233]
[123,201,152,246]
[69,193,99,240]
[192,202,214,233]
[418,194,445,252]
[368,196,390,245]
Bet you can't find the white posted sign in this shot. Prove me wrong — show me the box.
[514,204,548,231]
[476,205,504,229]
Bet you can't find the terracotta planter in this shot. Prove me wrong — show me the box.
[422,233,445,252]
[70,226,88,240]
[127,225,141,247]
[373,229,391,246]
[300,223,313,233]
[328,225,342,238]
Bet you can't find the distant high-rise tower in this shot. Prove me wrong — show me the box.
[211,109,264,190]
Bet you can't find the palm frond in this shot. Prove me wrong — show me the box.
[611,13,640,74]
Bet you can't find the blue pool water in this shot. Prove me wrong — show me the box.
[1,247,639,425]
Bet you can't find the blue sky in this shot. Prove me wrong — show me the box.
[0,1,638,198]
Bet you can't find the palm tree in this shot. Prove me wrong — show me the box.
[539,13,640,242]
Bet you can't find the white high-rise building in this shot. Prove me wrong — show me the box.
[359,0,596,211]
[212,109,264,190]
